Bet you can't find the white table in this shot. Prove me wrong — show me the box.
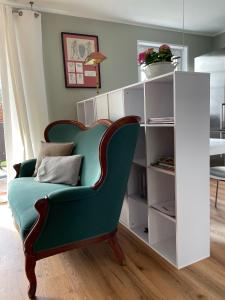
[210,138,225,155]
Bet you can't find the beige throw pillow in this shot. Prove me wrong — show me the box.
[36,155,83,186]
[33,141,74,176]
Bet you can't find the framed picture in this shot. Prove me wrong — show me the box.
[61,32,101,88]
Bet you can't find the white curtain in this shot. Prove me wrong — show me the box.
[0,5,49,179]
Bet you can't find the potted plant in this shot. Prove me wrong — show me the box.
[138,44,180,79]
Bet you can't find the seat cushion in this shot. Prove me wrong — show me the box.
[34,141,74,176]
[36,155,83,186]
[8,177,70,240]
[210,166,225,179]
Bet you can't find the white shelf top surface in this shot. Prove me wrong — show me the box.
[76,71,208,104]
[144,72,173,84]
[144,123,175,128]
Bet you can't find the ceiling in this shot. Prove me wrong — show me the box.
[4,0,225,36]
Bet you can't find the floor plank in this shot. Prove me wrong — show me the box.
[1,180,225,299]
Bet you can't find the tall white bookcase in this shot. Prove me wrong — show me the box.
[76,71,210,269]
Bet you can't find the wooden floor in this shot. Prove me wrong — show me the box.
[1,180,225,299]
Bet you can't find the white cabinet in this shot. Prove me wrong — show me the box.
[124,85,145,123]
[84,99,95,126]
[174,72,210,268]
[95,94,109,119]
[76,71,210,269]
[77,82,145,124]
[77,99,95,126]
[108,90,124,121]
[77,102,85,124]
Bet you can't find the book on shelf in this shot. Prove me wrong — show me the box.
[151,200,175,218]
[151,157,175,171]
[148,117,174,124]
[152,164,175,171]
[138,168,147,199]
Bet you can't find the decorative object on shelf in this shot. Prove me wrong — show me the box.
[84,51,107,94]
[138,44,180,79]
[144,62,175,79]
[61,32,101,88]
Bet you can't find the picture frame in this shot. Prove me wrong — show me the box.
[61,32,101,88]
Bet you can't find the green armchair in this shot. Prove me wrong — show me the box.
[8,116,140,299]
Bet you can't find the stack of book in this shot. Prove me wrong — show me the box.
[148,117,174,124]
[151,157,175,171]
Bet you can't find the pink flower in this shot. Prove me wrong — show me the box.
[138,51,146,64]
[159,44,171,54]
[145,48,154,55]
[160,44,170,50]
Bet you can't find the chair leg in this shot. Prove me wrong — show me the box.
[108,234,126,266]
[25,254,37,299]
[215,180,219,208]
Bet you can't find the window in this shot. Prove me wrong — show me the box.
[137,40,188,82]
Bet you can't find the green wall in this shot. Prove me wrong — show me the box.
[42,13,213,121]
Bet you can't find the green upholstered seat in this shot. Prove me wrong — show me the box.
[8,177,71,238]
[8,117,139,252]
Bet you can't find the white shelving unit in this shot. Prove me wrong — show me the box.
[76,71,210,269]
[77,98,95,126]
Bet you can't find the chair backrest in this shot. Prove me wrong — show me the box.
[44,117,140,233]
[44,117,140,192]
[93,116,140,230]
[44,120,111,186]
